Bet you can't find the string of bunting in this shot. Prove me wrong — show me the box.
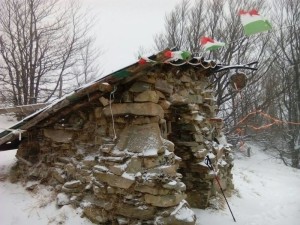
[139,9,274,64]
[201,9,272,51]
[138,9,299,133]
[138,51,216,68]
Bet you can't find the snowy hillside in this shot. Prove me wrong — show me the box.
[0,115,299,225]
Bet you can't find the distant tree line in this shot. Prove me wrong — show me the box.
[154,0,300,168]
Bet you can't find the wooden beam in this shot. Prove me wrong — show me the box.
[0,103,49,115]
[0,132,18,147]
[40,92,102,127]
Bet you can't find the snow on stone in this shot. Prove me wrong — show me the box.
[175,155,182,161]
[194,114,204,122]
[171,200,196,222]
[135,172,142,177]
[141,136,159,157]
[208,170,216,176]
[164,149,173,156]
[80,201,92,208]
[57,193,70,206]
[167,180,177,186]
[201,127,209,132]
[64,180,81,186]
[207,152,216,160]
[198,160,208,167]
[113,162,128,171]
[121,172,135,181]
[70,196,77,201]
[84,154,96,161]
[142,147,158,157]
[216,132,228,145]
[217,159,227,167]
[93,165,109,172]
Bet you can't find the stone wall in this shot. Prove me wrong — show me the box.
[14,66,233,224]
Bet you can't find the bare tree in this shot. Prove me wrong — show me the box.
[0,0,101,106]
[262,0,300,168]
[72,38,101,88]
[154,0,270,125]
[153,0,300,167]
[154,0,191,51]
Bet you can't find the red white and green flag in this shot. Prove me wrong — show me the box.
[239,9,272,36]
[138,56,156,65]
[164,50,191,61]
[200,37,225,51]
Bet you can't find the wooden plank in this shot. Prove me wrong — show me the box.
[0,132,17,147]
[41,92,103,127]
[0,85,106,147]
[0,103,49,115]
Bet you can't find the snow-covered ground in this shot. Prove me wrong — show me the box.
[195,146,300,225]
[1,116,300,225]
[0,114,17,132]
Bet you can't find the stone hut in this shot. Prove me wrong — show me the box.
[0,49,236,224]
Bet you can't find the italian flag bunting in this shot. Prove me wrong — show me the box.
[200,37,225,51]
[164,50,191,61]
[239,9,272,36]
[138,56,155,65]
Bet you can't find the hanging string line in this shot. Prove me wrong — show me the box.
[142,56,217,68]
[109,86,117,141]
[232,109,300,149]
[235,110,300,131]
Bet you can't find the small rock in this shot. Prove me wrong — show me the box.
[154,200,196,225]
[83,205,109,224]
[144,192,186,207]
[57,193,70,206]
[99,96,109,106]
[63,180,82,189]
[52,168,66,184]
[134,90,159,103]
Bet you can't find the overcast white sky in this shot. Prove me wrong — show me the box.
[83,0,183,75]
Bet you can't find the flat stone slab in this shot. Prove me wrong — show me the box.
[144,192,186,207]
[134,90,159,103]
[115,203,156,220]
[44,129,73,143]
[93,171,135,189]
[155,79,173,94]
[103,103,164,119]
[115,123,162,154]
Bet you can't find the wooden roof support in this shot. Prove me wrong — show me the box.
[0,103,49,115]
[40,92,103,127]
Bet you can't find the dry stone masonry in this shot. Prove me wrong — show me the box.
[13,65,233,224]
